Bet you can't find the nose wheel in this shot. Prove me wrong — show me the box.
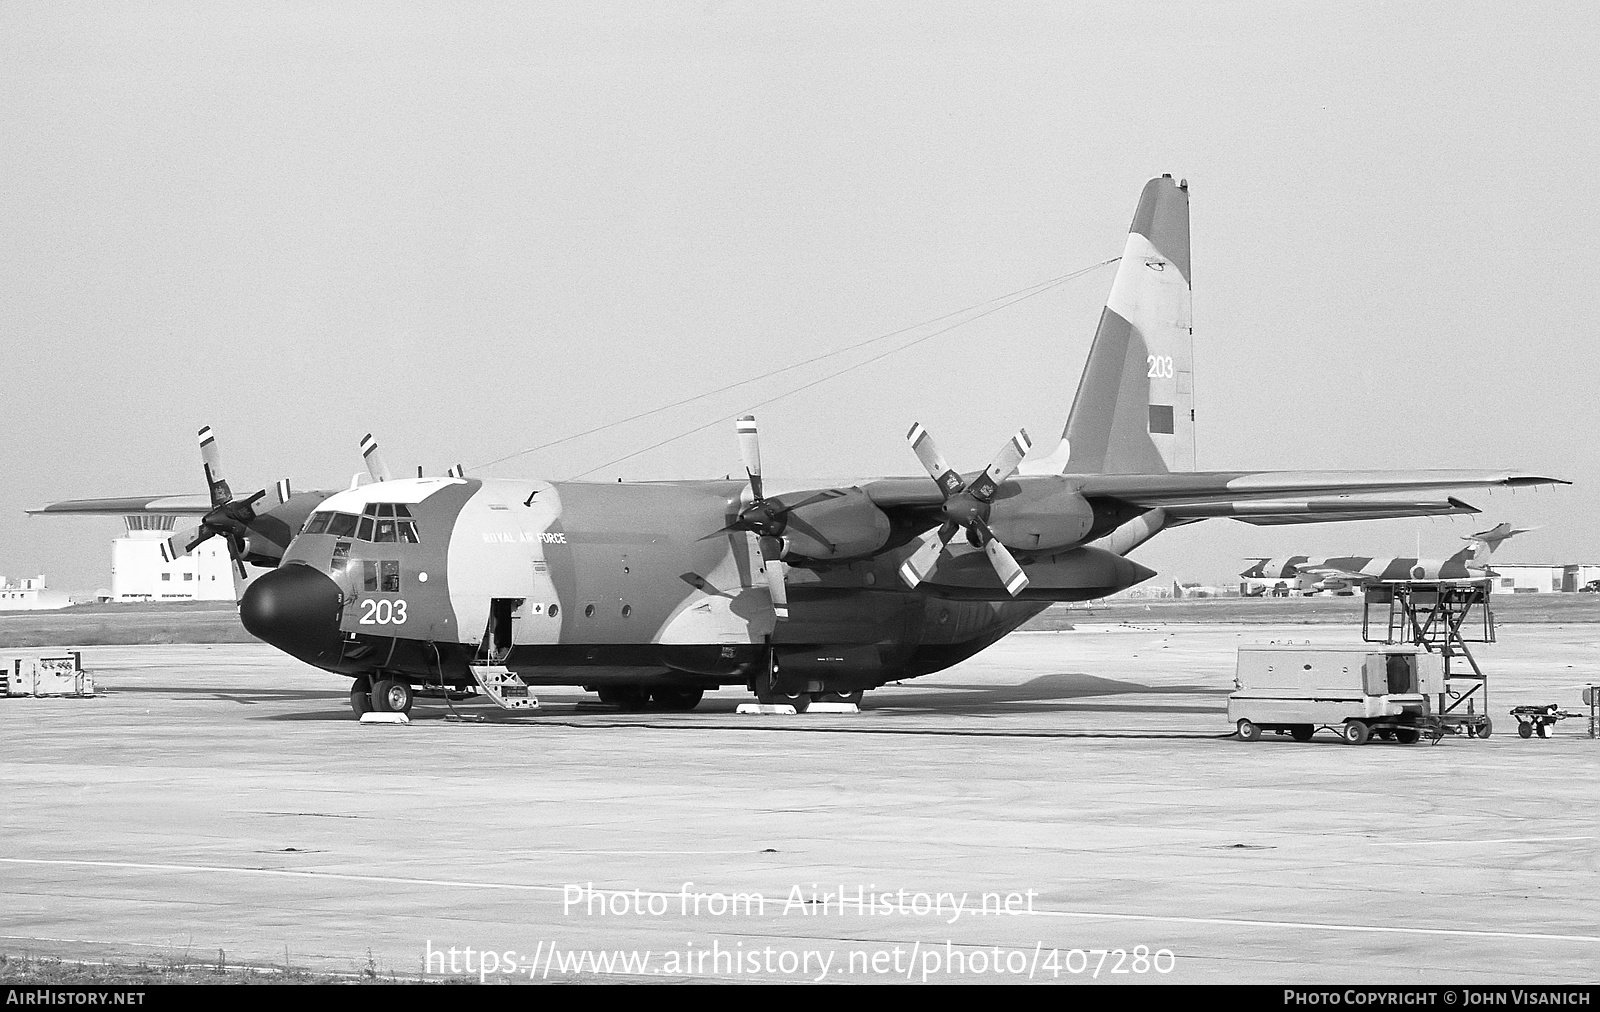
[371,678,415,714]
[349,676,372,717]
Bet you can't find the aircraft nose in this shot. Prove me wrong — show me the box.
[239,564,345,665]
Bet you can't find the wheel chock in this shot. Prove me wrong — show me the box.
[806,702,860,714]
[735,702,860,715]
[359,711,410,725]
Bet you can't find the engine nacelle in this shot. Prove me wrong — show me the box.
[917,543,1156,601]
[986,479,1095,552]
[778,487,891,560]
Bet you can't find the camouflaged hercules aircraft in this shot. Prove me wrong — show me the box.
[1240,522,1534,594]
[32,176,1567,717]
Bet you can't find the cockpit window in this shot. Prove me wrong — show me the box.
[305,505,420,543]
[327,513,359,538]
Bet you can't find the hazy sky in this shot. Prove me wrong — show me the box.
[3,1,1596,593]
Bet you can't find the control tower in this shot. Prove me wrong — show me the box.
[112,514,235,601]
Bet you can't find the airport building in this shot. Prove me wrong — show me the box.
[111,515,236,601]
[0,574,66,611]
[1487,563,1600,594]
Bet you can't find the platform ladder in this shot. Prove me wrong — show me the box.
[1362,579,1495,737]
[468,619,540,711]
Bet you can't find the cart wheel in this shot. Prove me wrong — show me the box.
[1536,722,1549,738]
[1518,721,1532,739]
[1290,724,1314,742]
[1236,718,1261,742]
[1342,720,1370,745]
[1477,717,1493,739]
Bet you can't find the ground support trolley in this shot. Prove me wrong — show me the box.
[1363,580,1495,738]
[1508,704,1585,738]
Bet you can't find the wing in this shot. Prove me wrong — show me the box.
[1296,566,1375,586]
[27,494,214,516]
[1070,470,1563,526]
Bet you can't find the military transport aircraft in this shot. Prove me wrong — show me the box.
[32,176,1566,717]
[1241,522,1534,594]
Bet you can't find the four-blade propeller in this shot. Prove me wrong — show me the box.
[732,415,791,620]
[159,426,269,578]
[898,422,1034,596]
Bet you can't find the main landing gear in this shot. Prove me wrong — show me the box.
[350,676,414,717]
[751,651,865,711]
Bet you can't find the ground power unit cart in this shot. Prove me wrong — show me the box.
[1228,644,1443,745]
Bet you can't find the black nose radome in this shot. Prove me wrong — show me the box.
[239,564,345,665]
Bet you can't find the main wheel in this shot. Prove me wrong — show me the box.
[1290,724,1314,742]
[754,657,809,712]
[598,686,651,711]
[1518,721,1533,739]
[817,690,864,705]
[371,678,414,714]
[650,688,704,711]
[1395,727,1421,745]
[1342,721,1370,745]
[349,676,373,717]
[1236,718,1261,742]
[766,687,810,712]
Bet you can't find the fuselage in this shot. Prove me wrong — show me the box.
[1242,552,1482,591]
[240,476,1148,695]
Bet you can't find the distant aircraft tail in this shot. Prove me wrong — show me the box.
[1059,175,1195,475]
[1460,522,1534,567]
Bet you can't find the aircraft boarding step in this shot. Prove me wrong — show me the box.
[468,664,540,710]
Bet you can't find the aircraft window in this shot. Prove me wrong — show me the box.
[377,503,394,518]
[380,560,400,593]
[395,504,413,518]
[584,604,595,618]
[357,516,375,541]
[397,521,419,544]
[549,603,559,618]
[327,513,359,538]
[331,542,350,576]
[363,561,378,592]
[304,513,332,535]
[621,605,632,618]
[362,503,379,517]
[373,519,398,543]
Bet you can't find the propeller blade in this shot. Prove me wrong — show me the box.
[198,426,232,506]
[906,423,964,498]
[966,429,1032,502]
[159,524,211,564]
[736,415,763,502]
[981,533,1031,597]
[898,521,957,589]
[758,535,789,620]
[275,478,292,505]
[447,464,466,478]
[360,433,392,483]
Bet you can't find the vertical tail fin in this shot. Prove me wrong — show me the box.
[1462,522,1534,566]
[1063,175,1194,474]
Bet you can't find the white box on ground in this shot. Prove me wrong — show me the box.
[4,652,93,697]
